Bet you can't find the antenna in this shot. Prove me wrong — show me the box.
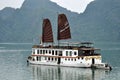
[57,12,60,47]
[39,17,44,46]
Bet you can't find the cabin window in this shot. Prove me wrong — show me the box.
[55,58,57,61]
[78,50,83,56]
[46,50,48,54]
[78,57,80,59]
[70,51,72,56]
[52,50,54,55]
[36,56,39,61]
[55,51,57,55]
[59,51,62,54]
[52,58,53,61]
[83,51,85,54]
[74,59,76,61]
[68,58,70,61]
[39,57,41,61]
[49,50,51,54]
[40,50,42,54]
[43,50,45,54]
[65,58,67,61]
[45,57,47,60]
[71,58,73,61]
[66,51,68,56]
[81,57,84,60]
[33,58,35,61]
[74,52,77,55]
[32,49,35,54]
[48,57,50,60]
[37,50,39,54]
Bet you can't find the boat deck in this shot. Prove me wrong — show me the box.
[32,45,100,50]
[32,45,101,56]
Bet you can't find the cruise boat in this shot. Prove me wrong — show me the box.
[27,14,112,70]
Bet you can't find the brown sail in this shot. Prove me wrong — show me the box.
[57,14,71,40]
[42,18,54,43]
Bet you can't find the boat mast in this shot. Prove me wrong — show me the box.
[40,36,43,45]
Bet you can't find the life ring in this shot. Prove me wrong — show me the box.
[85,57,88,61]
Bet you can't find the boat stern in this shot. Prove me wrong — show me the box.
[91,63,112,70]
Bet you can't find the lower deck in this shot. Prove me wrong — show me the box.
[28,55,102,68]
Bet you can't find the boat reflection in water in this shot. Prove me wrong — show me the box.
[28,64,110,80]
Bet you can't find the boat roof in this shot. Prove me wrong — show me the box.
[80,42,93,44]
[60,42,80,45]
[79,48,100,50]
[59,42,93,45]
[32,45,100,51]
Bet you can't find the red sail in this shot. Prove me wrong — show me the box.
[42,19,54,43]
[57,14,71,40]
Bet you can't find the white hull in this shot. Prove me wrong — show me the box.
[28,60,91,68]
[28,60,112,70]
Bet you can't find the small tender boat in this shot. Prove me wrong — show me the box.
[91,63,112,70]
[27,13,112,70]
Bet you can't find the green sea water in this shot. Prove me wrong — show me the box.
[0,42,119,80]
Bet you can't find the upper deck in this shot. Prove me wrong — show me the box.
[32,42,99,50]
[32,42,101,56]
